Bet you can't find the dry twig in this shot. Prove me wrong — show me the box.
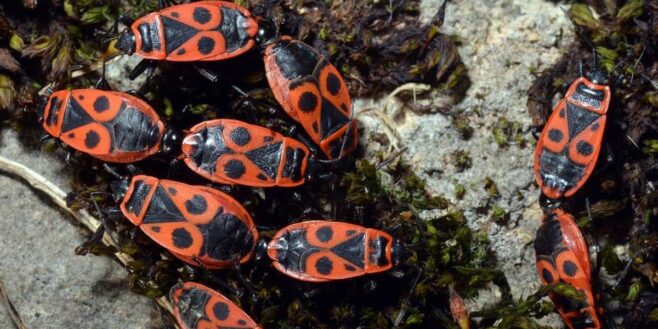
[0,277,29,329]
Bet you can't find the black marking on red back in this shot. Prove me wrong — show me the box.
[124,178,152,216]
[566,103,599,140]
[534,214,566,263]
[110,101,159,151]
[197,207,255,261]
[244,142,282,179]
[368,235,390,266]
[46,97,62,127]
[61,97,94,133]
[219,7,251,52]
[282,147,306,181]
[535,215,596,328]
[188,125,235,175]
[572,83,604,108]
[177,287,212,328]
[143,185,187,223]
[60,97,158,153]
[162,16,200,55]
[272,39,320,80]
[330,233,365,269]
[140,183,254,261]
[138,21,162,53]
[275,228,367,273]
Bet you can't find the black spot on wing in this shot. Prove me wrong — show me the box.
[576,141,593,156]
[172,227,193,248]
[326,72,342,96]
[212,301,229,320]
[225,159,246,179]
[548,129,563,143]
[563,260,578,277]
[315,256,333,275]
[298,92,318,113]
[193,7,211,24]
[84,130,100,149]
[542,268,553,283]
[197,36,215,55]
[230,127,251,146]
[93,96,109,113]
[316,226,333,242]
[185,194,208,215]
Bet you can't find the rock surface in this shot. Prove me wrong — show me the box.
[358,0,572,326]
[0,0,574,327]
[0,130,160,329]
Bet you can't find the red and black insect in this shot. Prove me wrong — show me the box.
[170,282,261,329]
[257,24,357,160]
[534,208,603,329]
[267,220,402,282]
[534,69,611,200]
[180,119,311,187]
[40,89,166,163]
[110,175,259,269]
[114,1,258,78]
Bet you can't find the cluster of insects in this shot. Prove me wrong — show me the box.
[37,1,412,328]
[533,60,614,328]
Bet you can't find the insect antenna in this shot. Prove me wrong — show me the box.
[393,267,423,327]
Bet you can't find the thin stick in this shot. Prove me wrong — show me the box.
[0,156,177,327]
[0,277,29,329]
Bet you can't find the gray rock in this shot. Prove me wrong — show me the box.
[0,130,159,329]
[357,0,574,327]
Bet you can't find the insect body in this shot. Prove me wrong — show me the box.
[181,119,310,187]
[263,36,357,159]
[115,1,258,62]
[534,209,603,329]
[41,89,165,163]
[170,282,261,329]
[534,72,611,199]
[113,175,258,269]
[267,220,401,282]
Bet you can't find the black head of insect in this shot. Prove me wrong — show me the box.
[255,18,279,48]
[115,28,136,55]
[160,127,183,156]
[587,68,610,86]
[252,238,270,263]
[539,193,562,213]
